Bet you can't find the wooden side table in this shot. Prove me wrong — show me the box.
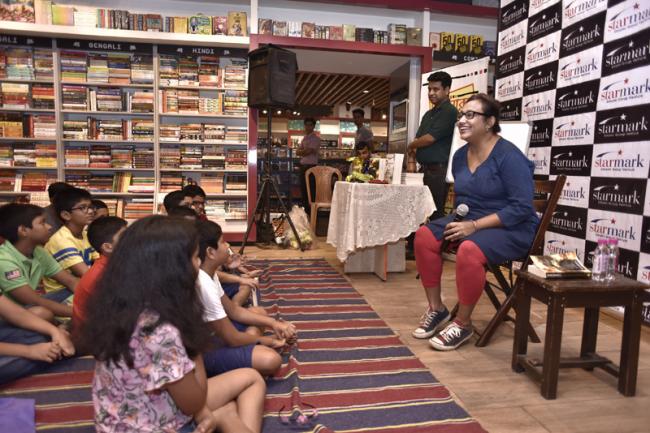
[512,271,648,400]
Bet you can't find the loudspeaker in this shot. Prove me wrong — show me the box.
[248,45,297,109]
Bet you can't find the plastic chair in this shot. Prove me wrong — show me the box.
[305,166,342,232]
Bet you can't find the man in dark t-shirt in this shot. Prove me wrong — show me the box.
[407,71,457,220]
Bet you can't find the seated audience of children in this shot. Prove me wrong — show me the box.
[77,216,265,433]
[43,182,75,232]
[163,190,193,214]
[196,220,296,377]
[0,204,77,318]
[90,199,109,220]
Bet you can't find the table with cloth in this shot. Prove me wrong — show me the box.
[326,181,435,280]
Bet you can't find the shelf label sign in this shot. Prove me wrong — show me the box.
[157,44,246,58]
[56,39,152,53]
[0,34,51,48]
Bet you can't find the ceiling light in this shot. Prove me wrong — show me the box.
[381,114,387,120]
[362,90,369,94]
[276,110,282,115]
[262,110,267,114]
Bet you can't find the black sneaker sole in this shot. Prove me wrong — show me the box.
[411,315,451,339]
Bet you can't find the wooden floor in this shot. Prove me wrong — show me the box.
[244,239,650,433]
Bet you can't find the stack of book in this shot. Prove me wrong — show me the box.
[0,116,23,137]
[33,48,54,80]
[129,91,154,113]
[62,85,88,110]
[129,119,154,141]
[63,120,88,139]
[160,173,183,192]
[205,200,227,220]
[1,82,29,109]
[180,124,202,141]
[202,146,225,169]
[204,124,226,141]
[198,56,220,86]
[528,253,592,279]
[30,114,56,138]
[87,53,109,83]
[65,171,91,189]
[202,174,224,193]
[159,56,179,86]
[0,145,11,166]
[177,90,199,113]
[110,146,134,168]
[60,51,87,82]
[35,143,56,167]
[113,172,133,192]
[225,150,246,170]
[160,146,181,169]
[31,84,54,109]
[179,144,202,169]
[160,89,178,113]
[127,175,155,193]
[13,143,35,166]
[88,173,115,192]
[0,170,15,191]
[130,55,154,84]
[223,90,246,115]
[224,173,246,191]
[2,47,34,81]
[133,148,154,168]
[93,88,123,112]
[108,53,131,84]
[89,145,112,168]
[178,57,199,86]
[223,64,246,88]
[64,146,90,167]
[21,172,56,192]
[225,126,247,143]
[198,96,221,114]
[227,200,247,220]
[160,124,181,142]
[123,198,154,220]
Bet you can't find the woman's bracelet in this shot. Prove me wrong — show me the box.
[472,220,478,231]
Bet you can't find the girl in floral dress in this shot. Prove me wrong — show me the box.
[77,216,265,433]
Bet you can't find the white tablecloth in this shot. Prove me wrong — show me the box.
[326,182,436,262]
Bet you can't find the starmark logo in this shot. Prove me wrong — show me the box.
[600,77,650,103]
[554,121,592,141]
[562,24,601,51]
[499,54,524,74]
[597,113,648,137]
[553,152,589,168]
[529,151,548,171]
[527,41,558,64]
[592,184,641,206]
[530,12,561,38]
[524,98,553,117]
[502,2,528,27]
[546,239,580,255]
[501,104,520,119]
[607,2,650,33]
[604,39,650,69]
[561,181,586,200]
[531,0,553,9]
[564,0,601,19]
[594,149,646,170]
[531,123,551,143]
[589,218,636,241]
[551,211,584,232]
[501,29,526,51]
[497,79,522,99]
[560,56,599,80]
[526,70,556,91]
[557,89,595,111]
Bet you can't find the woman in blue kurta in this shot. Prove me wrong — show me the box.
[412,94,538,351]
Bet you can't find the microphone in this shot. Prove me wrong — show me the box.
[441,203,469,252]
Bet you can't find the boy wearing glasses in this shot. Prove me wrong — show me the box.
[407,71,457,220]
[44,188,99,297]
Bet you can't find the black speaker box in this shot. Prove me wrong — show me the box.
[248,45,297,109]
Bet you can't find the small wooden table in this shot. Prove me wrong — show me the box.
[512,271,648,400]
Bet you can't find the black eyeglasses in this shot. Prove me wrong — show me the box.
[457,110,488,120]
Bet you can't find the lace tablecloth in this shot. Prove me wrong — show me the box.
[326,182,435,262]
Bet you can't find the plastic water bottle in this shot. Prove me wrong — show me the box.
[592,239,608,282]
[606,238,619,281]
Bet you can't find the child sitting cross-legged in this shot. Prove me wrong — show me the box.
[195,220,296,377]
[0,204,78,318]
[44,187,99,300]
[77,216,265,433]
[71,216,127,341]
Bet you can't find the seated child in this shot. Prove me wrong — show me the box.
[196,220,296,377]
[167,205,198,220]
[43,182,75,232]
[0,204,78,318]
[346,141,378,182]
[182,184,208,220]
[0,291,75,384]
[90,199,109,220]
[72,216,127,339]
[163,190,193,214]
[44,188,98,298]
[218,249,263,306]
[77,216,265,433]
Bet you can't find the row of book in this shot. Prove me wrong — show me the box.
[62,86,154,112]
[0,170,57,192]
[160,147,246,170]
[62,118,154,141]
[0,82,54,110]
[160,89,246,116]
[0,143,56,167]
[258,20,422,45]
[20,2,250,37]
[160,173,246,194]
[60,51,153,84]
[100,197,154,221]
[159,124,247,143]
[0,47,53,81]
[65,171,154,194]
[0,114,56,138]
[159,58,246,89]
[63,145,154,169]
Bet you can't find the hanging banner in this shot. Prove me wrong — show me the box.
[419,56,490,123]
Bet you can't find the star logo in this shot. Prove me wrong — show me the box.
[614,184,620,191]
[611,219,616,224]
[621,114,627,120]
[634,3,639,9]
[579,26,584,32]
[618,149,623,155]
[624,78,629,84]
[577,58,581,64]
[629,41,634,48]
[574,90,579,95]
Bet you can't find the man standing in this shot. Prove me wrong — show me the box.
[296,117,320,213]
[352,108,373,146]
[407,71,457,220]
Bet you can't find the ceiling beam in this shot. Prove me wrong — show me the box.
[329,76,367,106]
[300,73,328,106]
[305,74,339,106]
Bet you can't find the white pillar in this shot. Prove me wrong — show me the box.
[407,57,421,144]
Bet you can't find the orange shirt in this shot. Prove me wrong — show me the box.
[72,254,108,329]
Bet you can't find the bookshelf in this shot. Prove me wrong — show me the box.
[0,32,251,235]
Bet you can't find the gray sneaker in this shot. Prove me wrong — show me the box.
[429,321,474,351]
[412,307,450,339]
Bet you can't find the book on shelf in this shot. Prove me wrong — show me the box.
[287,21,301,38]
[374,30,389,44]
[272,21,287,37]
[227,11,247,37]
[528,253,592,279]
[315,25,329,40]
[34,0,51,24]
[406,27,423,46]
[388,24,407,45]
[258,19,272,35]
[189,15,212,35]
[329,26,343,41]
[342,25,356,42]
[301,22,315,39]
[429,32,441,50]
[51,4,73,25]
[212,16,227,35]
[0,0,35,23]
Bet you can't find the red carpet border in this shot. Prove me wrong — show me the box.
[0,258,488,433]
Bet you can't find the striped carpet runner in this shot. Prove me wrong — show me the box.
[0,258,487,433]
